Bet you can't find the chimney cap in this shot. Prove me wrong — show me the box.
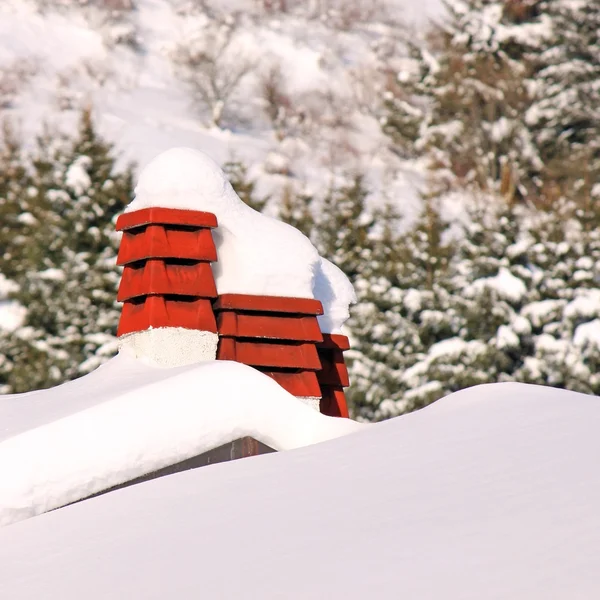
[116,207,218,231]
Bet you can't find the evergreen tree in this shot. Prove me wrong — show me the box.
[277,184,315,240]
[0,110,134,393]
[345,202,415,420]
[222,159,268,212]
[0,122,41,281]
[512,201,600,394]
[314,175,375,280]
[384,0,547,199]
[348,199,456,419]
[393,195,600,415]
[378,197,531,415]
[0,123,44,393]
[526,0,600,203]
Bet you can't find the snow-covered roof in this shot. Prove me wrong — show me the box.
[0,349,363,527]
[0,145,361,525]
[1,382,599,599]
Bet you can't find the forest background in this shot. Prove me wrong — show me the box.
[0,0,598,421]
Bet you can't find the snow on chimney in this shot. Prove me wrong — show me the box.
[114,148,352,417]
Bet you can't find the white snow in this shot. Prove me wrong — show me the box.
[64,155,92,196]
[313,257,356,334]
[468,267,527,303]
[0,273,17,297]
[0,274,25,333]
[1,382,600,599]
[495,324,519,349]
[128,147,321,298]
[0,348,364,527]
[564,289,600,320]
[0,300,26,333]
[403,288,425,313]
[521,299,566,328]
[429,337,487,360]
[573,319,600,349]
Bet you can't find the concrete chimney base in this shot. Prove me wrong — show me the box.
[119,328,218,368]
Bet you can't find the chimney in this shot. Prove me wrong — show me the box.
[316,334,350,418]
[115,207,220,367]
[214,293,325,411]
[114,159,352,418]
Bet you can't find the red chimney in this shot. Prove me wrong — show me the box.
[115,207,220,366]
[115,206,351,416]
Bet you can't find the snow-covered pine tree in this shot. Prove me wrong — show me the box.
[0,122,41,282]
[277,185,315,240]
[391,193,540,414]
[402,195,600,413]
[345,202,416,420]
[314,175,375,280]
[384,0,547,199]
[223,159,268,212]
[0,124,36,393]
[512,199,600,394]
[433,199,533,390]
[525,0,600,204]
[348,199,457,419]
[0,110,134,393]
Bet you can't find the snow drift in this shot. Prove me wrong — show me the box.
[0,349,364,527]
[1,382,599,599]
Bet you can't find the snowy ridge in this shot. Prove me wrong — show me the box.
[0,349,364,527]
[2,382,600,598]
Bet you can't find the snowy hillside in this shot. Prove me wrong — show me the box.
[2,382,600,598]
[0,0,442,215]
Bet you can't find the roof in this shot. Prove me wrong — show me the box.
[1,382,599,599]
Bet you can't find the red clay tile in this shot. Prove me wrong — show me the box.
[217,312,323,342]
[316,348,350,387]
[117,225,217,265]
[217,338,322,370]
[118,260,217,301]
[317,333,350,350]
[320,386,349,418]
[118,296,217,336]
[116,207,217,231]
[214,294,323,315]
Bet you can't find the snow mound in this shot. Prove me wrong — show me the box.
[0,349,364,527]
[130,147,235,214]
[2,382,600,599]
[313,257,356,334]
[128,147,321,298]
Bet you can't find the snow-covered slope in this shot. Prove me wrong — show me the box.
[0,349,364,526]
[0,0,442,215]
[1,382,599,599]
